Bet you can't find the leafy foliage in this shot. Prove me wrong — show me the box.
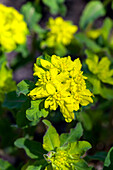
[15,120,92,169]
[43,119,60,151]
[60,122,83,146]
[26,100,49,123]
[80,1,106,30]
[20,2,42,32]
[14,137,46,159]
[0,158,15,170]
[17,80,35,96]
[3,91,27,109]
[42,0,67,16]
[104,147,113,169]
[1,0,113,169]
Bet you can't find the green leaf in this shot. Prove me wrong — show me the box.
[16,100,31,128]
[0,117,17,148]
[85,74,101,94]
[20,2,42,31]
[60,123,83,146]
[44,54,51,62]
[2,91,27,109]
[73,159,92,170]
[55,43,67,56]
[0,54,6,67]
[69,141,92,156]
[42,0,66,16]
[33,25,46,35]
[100,87,113,100]
[14,138,45,159]
[59,4,67,16]
[22,159,47,170]
[15,43,29,58]
[43,119,60,151]
[26,165,42,170]
[85,49,96,60]
[76,112,93,131]
[75,33,101,52]
[101,18,113,41]
[80,1,106,30]
[104,147,113,169]
[17,80,35,96]
[44,164,53,170]
[112,2,113,10]
[0,158,15,170]
[26,100,49,122]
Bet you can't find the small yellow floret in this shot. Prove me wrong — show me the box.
[0,4,29,52]
[45,149,79,170]
[45,17,78,47]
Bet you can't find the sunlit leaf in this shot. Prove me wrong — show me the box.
[26,100,49,122]
[60,123,83,146]
[17,80,35,96]
[80,1,106,30]
[43,120,60,151]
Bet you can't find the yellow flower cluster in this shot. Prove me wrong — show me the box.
[28,55,93,122]
[45,17,78,47]
[0,4,29,52]
[46,149,78,170]
[86,55,113,85]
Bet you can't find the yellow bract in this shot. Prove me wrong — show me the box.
[0,4,29,52]
[86,55,113,85]
[49,150,76,170]
[45,148,80,170]
[28,55,93,122]
[45,17,78,47]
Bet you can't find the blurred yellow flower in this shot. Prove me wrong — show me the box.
[28,55,93,122]
[45,17,78,47]
[0,62,16,102]
[0,4,29,52]
[86,55,113,85]
[86,29,101,39]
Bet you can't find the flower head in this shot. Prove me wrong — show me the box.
[44,140,91,170]
[28,55,93,122]
[45,149,78,170]
[0,4,29,51]
[86,55,113,85]
[45,17,78,47]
